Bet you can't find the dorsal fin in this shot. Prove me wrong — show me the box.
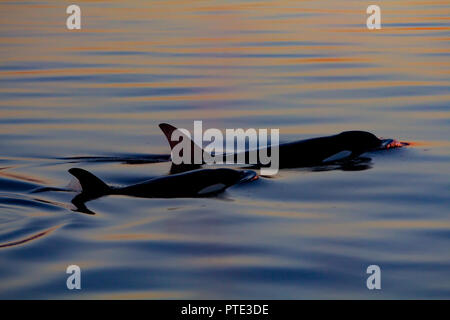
[158,123,207,164]
[68,168,111,195]
[158,123,180,150]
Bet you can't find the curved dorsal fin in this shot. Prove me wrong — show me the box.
[68,168,111,195]
[158,123,207,164]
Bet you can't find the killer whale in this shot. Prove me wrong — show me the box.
[159,123,408,170]
[67,167,257,214]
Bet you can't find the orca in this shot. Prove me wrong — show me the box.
[67,167,257,214]
[159,123,408,170]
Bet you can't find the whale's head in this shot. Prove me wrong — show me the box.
[336,131,408,153]
[336,131,382,152]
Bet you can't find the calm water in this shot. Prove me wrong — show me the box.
[0,0,449,299]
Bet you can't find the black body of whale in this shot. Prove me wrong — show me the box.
[68,167,257,214]
[159,123,406,169]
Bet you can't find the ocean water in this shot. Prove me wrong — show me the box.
[0,0,449,299]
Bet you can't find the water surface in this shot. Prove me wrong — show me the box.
[0,0,449,299]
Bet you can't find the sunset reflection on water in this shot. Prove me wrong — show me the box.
[0,0,449,299]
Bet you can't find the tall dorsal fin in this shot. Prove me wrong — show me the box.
[158,123,180,150]
[158,123,207,164]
